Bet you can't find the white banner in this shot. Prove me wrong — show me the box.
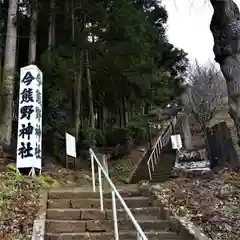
[65,132,76,158]
[16,65,43,170]
[171,134,182,150]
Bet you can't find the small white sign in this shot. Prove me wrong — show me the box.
[65,132,76,158]
[16,65,43,171]
[171,134,182,150]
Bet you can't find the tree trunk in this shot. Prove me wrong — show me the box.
[74,52,83,138]
[0,0,4,88]
[180,112,192,150]
[48,0,55,51]
[144,103,149,114]
[103,106,108,129]
[122,97,127,127]
[64,0,70,27]
[70,0,82,138]
[204,127,213,167]
[119,107,122,127]
[85,48,95,128]
[71,0,76,127]
[125,101,129,123]
[100,106,104,129]
[179,86,192,150]
[0,0,18,145]
[210,0,240,144]
[28,0,38,64]
[96,106,104,129]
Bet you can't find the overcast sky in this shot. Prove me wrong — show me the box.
[163,0,240,66]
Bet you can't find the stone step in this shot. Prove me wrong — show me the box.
[134,170,172,180]
[151,176,170,181]
[153,168,172,172]
[148,162,173,167]
[47,207,163,221]
[155,162,173,166]
[47,197,152,209]
[46,231,179,240]
[150,170,168,174]
[152,169,171,175]
[151,168,172,172]
[150,179,169,183]
[149,167,172,171]
[47,207,162,221]
[48,189,141,199]
[151,174,171,179]
[46,219,171,233]
[151,169,172,173]
[151,176,171,180]
[151,174,172,178]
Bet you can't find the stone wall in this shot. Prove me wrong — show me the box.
[207,121,240,169]
[208,108,240,167]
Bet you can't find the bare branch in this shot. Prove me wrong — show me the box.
[186,60,227,129]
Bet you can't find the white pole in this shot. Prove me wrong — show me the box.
[155,150,158,163]
[112,191,119,240]
[154,151,157,164]
[90,152,96,192]
[147,161,152,180]
[137,232,142,240]
[98,166,104,211]
[151,157,154,171]
[157,143,161,157]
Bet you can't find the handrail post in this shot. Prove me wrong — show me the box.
[101,154,109,191]
[147,161,152,180]
[137,232,143,240]
[157,142,161,157]
[154,151,157,164]
[151,157,154,171]
[89,148,148,240]
[98,166,104,211]
[90,151,96,192]
[156,144,159,161]
[112,191,119,240]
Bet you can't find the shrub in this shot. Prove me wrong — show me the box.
[106,127,132,147]
[129,126,147,145]
[77,128,106,149]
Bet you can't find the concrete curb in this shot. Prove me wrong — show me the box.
[32,191,48,240]
[139,182,210,240]
[169,216,210,240]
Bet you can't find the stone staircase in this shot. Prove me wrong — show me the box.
[150,152,176,183]
[130,142,176,183]
[129,116,178,184]
[45,186,180,239]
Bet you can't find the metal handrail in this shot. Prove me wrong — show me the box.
[89,148,148,240]
[147,116,177,180]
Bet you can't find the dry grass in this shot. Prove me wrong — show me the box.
[0,161,94,240]
[151,169,240,240]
